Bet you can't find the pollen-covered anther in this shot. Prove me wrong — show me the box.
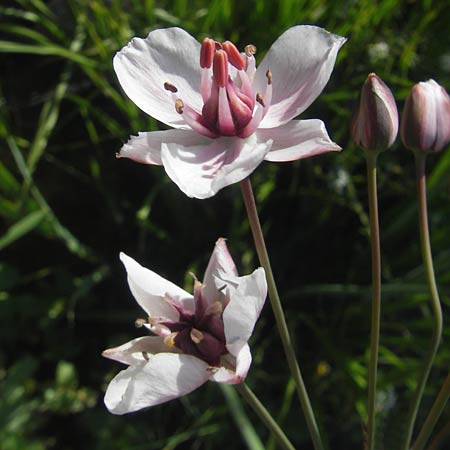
[222,41,244,70]
[163,81,178,93]
[244,44,257,57]
[266,69,272,85]
[205,301,223,316]
[256,93,265,107]
[190,328,204,344]
[135,318,147,328]
[213,50,229,88]
[164,332,178,347]
[200,37,215,68]
[175,99,184,114]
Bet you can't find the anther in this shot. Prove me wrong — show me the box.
[164,332,178,347]
[222,41,244,70]
[142,351,150,361]
[205,301,223,315]
[244,44,257,57]
[200,38,215,69]
[175,99,184,114]
[256,93,265,107]
[135,318,147,328]
[266,69,272,85]
[190,328,204,344]
[164,81,178,93]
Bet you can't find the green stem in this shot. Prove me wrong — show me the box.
[416,375,450,450]
[424,415,450,450]
[402,152,443,450]
[365,150,382,450]
[240,177,324,450]
[235,383,296,450]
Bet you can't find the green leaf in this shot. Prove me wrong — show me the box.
[0,210,47,251]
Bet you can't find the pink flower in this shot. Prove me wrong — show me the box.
[115,26,346,198]
[351,73,399,152]
[401,79,450,153]
[103,239,267,414]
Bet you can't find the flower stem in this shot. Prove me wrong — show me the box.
[364,150,382,450]
[401,152,443,450]
[240,177,324,450]
[414,373,450,450]
[235,382,296,450]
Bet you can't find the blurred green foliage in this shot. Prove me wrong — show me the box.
[0,0,449,449]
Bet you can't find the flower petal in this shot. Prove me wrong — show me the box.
[117,129,209,166]
[202,238,238,303]
[161,134,273,199]
[259,119,341,162]
[120,252,193,321]
[114,27,203,128]
[209,343,252,384]
[254,25,346,128]
[104,354,210,414]
[102,336,178,366]
[222,267,267,348]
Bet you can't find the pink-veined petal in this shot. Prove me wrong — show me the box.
[222,268,267,349]
[117,129,211,166]
[102,336,179,366]
[254,25,346,128]
[120,252,193,321]
[259,119,341,162]
[161,135,273,199]
[210,343,252,384]
[202,238,238,303]
[104,354,210,414]
[113,27,203,129]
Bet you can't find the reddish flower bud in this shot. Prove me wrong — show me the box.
[400,79,450,153]
[352,73,399,152]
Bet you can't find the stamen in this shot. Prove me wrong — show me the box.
[164,82,178,93]
[244,44,257,57]
[266,69,272,85]
[175,99,184,114]
[213,50,229,88]
[190,328,204,344]
[200,38,215,69]
[135,318,146,328]
[256,93,265,107]
[142,351,150,361]
[205,301,223,315]
[164,332,178,347]
[222,41,244,70]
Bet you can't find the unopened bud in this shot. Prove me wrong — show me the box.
[400,79,450,153]
[352,73,398,152]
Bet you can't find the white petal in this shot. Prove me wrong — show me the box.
[117,129,210,166]
[114,27,203,128]
[254,26,346,128]
[104,354,210,414]
[161,134,273,199]
[259,119,341,162]
[210,344,252,384]
[120,252,194,321]
[102,336,178,365]
[202,238,238,303]
[222,267,267,348]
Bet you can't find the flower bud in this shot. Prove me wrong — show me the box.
[352,73,399,152]
[400,79,450,153]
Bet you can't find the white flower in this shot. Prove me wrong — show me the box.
[114,26,346,198]
[103,239,267,414]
